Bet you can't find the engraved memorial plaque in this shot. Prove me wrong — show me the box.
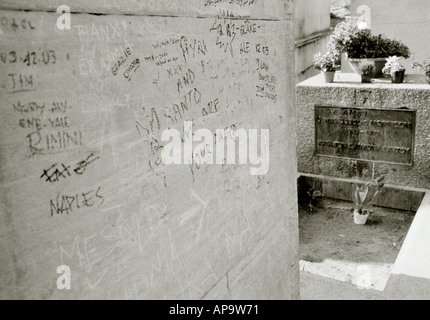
[315,106,416,165]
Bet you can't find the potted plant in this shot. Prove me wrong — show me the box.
[359,60,375,83]
[313,51,339,83]
[328,17,411,77]
[328,16,360,57]
[412,56,430,84]
[383,56,406,83]
[352,172,385,225]
[307,185,322,213]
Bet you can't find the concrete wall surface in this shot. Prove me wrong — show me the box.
[0,0,299,300]
[385,192,430,299]
[295,0,331,40]
[294,0,331,83]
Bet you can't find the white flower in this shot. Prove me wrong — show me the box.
[357,21,369,30]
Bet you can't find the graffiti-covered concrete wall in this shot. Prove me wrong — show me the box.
[0,0,299,300]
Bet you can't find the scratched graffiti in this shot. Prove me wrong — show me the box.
[0,2,294,300]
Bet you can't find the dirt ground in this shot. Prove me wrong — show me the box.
[299,198,416,264]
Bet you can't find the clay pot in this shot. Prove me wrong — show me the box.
[391,70,405,83]
[361,74,372,83]
[322,71,335,83]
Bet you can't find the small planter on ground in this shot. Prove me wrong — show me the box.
[352,170,385,225]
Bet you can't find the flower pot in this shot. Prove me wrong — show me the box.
[322,71,335,83]
[361,74,372,83]
[347,57,387,78]
[354,209,370,225]
[391,70,405,83]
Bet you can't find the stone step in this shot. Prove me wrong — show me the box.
[300,259,392,291]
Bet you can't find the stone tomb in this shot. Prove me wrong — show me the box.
[297,73,430,299]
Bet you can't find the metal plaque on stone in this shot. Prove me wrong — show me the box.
[315,106,416,165]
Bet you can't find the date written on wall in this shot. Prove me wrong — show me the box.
[1,50,56,66]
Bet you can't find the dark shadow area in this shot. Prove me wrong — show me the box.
[298,175,425,213]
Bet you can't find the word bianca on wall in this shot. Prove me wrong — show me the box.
[161,121,270,176]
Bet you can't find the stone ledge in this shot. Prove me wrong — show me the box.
[0,0,288,20]
[298,173,426,212]
[298,72,430,89]
[295,29,332,48]
[300,259,392,291]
